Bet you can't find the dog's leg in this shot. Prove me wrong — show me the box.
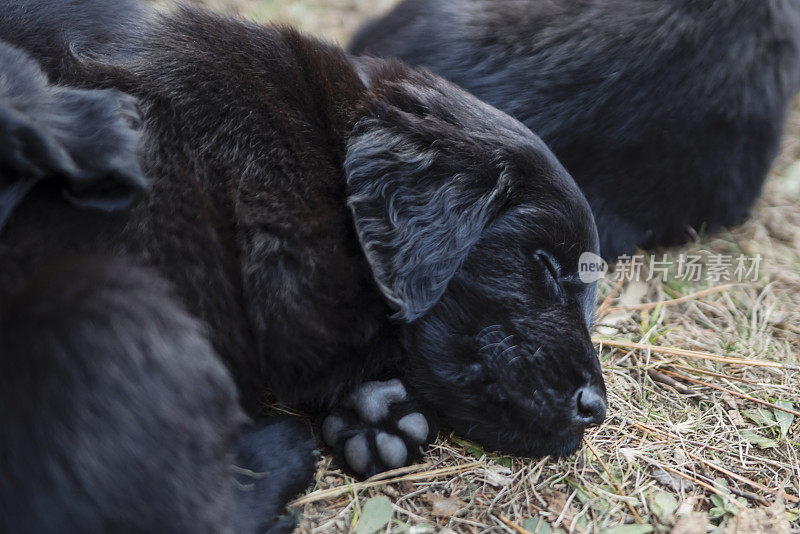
[321,379,435,477]
[233,418,318,534]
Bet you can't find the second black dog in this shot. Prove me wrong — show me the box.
[0,35,317,534]
[351,0,800,259]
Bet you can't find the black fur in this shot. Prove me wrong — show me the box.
[0,0,605,488]
[0,11,316,532]
[0,258,316,533]
[351,0,800,260]
[0,0,145,82]
[0,41,146,229]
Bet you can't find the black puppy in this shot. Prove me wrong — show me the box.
[351,0,800,260]
[0,40,316,533]
[0,0,605,483]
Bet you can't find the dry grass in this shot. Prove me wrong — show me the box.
[180,1,800,531]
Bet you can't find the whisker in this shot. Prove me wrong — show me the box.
[476,324,503,339]
[499,344,519,360]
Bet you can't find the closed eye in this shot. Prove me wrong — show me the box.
[534,251,566,302]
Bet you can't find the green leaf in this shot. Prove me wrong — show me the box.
[786,508,800,522]
[740,430,779,449]
[774,401,795,438]
[650,490,678,523]
[574,486,593,505]
[601,525,654,534]
[453,437,513,467]
[452,437,486,459]
[708,507,728,521]
[494,456,514,469]
[354,496,393,534]
[712,478,731,495]
[523,517,553,534]
[742,408,777,428]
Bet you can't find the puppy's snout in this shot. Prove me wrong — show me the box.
[573,385,606,427]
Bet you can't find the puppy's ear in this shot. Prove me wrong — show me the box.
[345,114,511,322]
[0,87,145,229]
[0,43,146,230]
[52,87,147,212]
[0,105,81,229]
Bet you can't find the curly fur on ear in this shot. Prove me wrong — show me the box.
[345,115,511,322]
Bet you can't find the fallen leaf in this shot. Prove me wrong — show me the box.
[774,401,795,438]
[652,468,693,492]
[354,496,393,534]
[728,409,746,427]
[484,464,513,488]
[651,490,679,524]
[543,490,570,516]
[721,393,740,411]
[425,493,467,517]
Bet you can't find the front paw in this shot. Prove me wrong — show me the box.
[322,379,434,477]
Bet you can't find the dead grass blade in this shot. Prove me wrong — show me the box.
[583,436,643,522]
[594,338,799,370]
[659,369,800,417]
[635,456,745,508]
[289,461,483,507]
[603,283,740,313]
[596,278,626,318]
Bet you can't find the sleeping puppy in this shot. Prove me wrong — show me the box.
[0,0,605,482]
[0,41,316,534]
[350,0,800,260]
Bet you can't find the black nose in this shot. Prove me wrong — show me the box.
[573,386,607,427]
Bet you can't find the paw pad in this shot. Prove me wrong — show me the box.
[322,380,433,477]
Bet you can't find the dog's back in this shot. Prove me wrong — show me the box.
[0,0,145,82]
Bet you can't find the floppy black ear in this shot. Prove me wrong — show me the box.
[0,104,80,229]
[51,86,146,212]
[0,42,146,230]
[345,115,511,322]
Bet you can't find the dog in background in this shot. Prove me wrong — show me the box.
[351,0,800,260]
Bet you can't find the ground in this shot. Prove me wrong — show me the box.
[183,1,800,531]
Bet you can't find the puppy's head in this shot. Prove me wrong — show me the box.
[346,62,604,457]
